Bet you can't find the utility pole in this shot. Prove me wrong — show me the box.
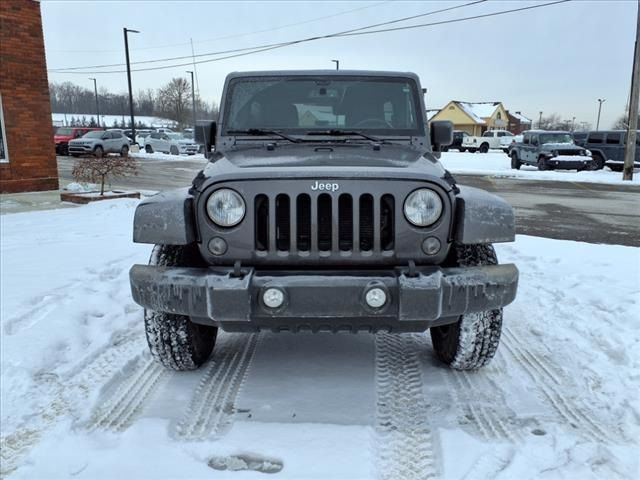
[571,116,575,131]
[89,78,100,127]
[623,2,639,181]
[186,71,196,132]
[123,27,139,142]
[538,111,543,129]
[596,98,605,130]
[331,59,339,70]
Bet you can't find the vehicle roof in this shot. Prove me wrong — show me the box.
[226,70,420,81]
[585,129,639,134]
[525,130,571,134]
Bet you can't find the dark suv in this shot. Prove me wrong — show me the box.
[582,130,640,170]
[442,130,469,152]
[129,70,518,373]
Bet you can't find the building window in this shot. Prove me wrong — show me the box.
[0,94,8,163]
[496,112,502,120]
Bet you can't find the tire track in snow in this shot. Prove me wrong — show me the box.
[87,357,170,432]
[374,333,437,480]
[502,327,615,443]
[176,333,260,440]
[452,371,519,443]
[0,331,145,476]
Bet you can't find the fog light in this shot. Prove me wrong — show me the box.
[422,236,441,256]
[365,287,387,309]
[263,288,285,309]
[208,237,228,255]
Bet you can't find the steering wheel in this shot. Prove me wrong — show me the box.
[353,118,392,128]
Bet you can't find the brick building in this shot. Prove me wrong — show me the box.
[0,0,58,193]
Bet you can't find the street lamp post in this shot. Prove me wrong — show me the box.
[571,116,575,131]
[89,78,100,127]
[538,111,543,129]
[186,71,196,132]
[123,27,140,143]
[596,98,606,130]
[331,59,339,70]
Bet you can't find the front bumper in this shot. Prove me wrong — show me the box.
[546,156,593,170]
[129,264,518,332]
[68,144,94,154]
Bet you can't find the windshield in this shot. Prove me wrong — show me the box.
[223,76,423,136]
[56,128,73,136]
[83,131,103,139]
[539,133,574,145]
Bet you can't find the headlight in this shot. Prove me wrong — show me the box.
[585,149,592,157]
[206,188,245,227]
[404,189,443,227]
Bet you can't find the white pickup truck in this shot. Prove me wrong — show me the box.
[461,129,514,153]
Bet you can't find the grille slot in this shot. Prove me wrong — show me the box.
[255,194,269,251]
[338,194,353,251]
[254,192,394,256]
[275,194,290,251]
[359,194,374,251]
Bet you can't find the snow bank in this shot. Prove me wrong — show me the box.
[440,151,640,185]
[130,151,207,162]
[1,200,638,479]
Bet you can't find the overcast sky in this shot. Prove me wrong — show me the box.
[41,0,638,129]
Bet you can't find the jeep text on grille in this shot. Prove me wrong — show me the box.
[129,70,519,372]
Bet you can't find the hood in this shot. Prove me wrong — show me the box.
[200,143,449,186]
[541,142,582,150]
[54,135,73,142]
[69,137,95,144]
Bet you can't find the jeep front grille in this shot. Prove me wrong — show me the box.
[254,193,395,254]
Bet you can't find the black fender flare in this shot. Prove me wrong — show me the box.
[133,188,197,245]
[453,186,515,244]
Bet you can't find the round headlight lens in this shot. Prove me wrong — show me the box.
[404,189,443,227]
[206,189,245,227]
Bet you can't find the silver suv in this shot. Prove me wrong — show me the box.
[68,130,131,157]
[144,132,199,155]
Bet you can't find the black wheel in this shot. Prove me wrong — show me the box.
[458,147,466,153]
[170,145,179,155]
[93,145,104,158]
[144,244,217,371]
[430,244,503,370]
[145,144,153,153]
[71,153,80,158]
[479,143,489,153]
[510,152,521,170]
[591,152,605,170]
[469,148,477,153]
[537,156,548,171]
[120,145,129,157]
[608,164,623,172]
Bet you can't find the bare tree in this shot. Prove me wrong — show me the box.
[158,77,191,126]
[72,155,138,196]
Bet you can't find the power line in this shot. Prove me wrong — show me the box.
[47,1,392,54]
[49,0,570,75]
[49,0,486,73]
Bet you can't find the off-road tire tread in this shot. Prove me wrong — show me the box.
[430,244,503,370]
[144,244,217,371]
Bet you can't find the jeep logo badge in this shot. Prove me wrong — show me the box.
[311,181,339,192]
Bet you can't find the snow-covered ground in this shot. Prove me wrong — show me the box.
[130,151,207,162]
[440,151,640,185]
[1,200,638,479]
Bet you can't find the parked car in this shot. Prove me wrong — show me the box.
[54,127,102,155]
[509,130,593,171]
[581,130,640,171]
[68,130,131,157]
[571,131,588,147]
[129,69,519,373]
[135,129,153,147]
[144,132,199,155]
[461,129,514,153]
[442,130,470,152]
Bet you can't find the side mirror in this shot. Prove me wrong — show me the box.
[195,120,216,158]
[430,120,453,152]
[101,133,109,140]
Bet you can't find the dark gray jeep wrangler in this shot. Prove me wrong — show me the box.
[129,70,518,371]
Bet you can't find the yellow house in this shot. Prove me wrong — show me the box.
[429,101,510,136]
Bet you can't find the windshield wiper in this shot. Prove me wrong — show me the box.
[306,129,392,144]
[226,128,301,143]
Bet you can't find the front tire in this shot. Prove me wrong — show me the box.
[145,144,153,153]
[591,152,605,170]
[510,152,521,170]
[537,156,548,171]
[144,244,217,371]
[430,244,503,370]
[120,145,129,157]
[479,143,489,153]
[170,145,179,155]
[94,145,104,158]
